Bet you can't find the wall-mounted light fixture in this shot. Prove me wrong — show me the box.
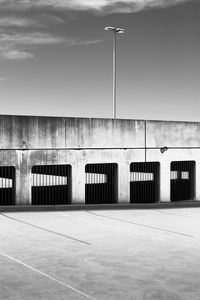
[21,140,27,150]
[160,146,168,153]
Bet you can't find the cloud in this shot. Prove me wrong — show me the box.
[0,14,65,29]
[0,32,65,60]
[0,32,106,60]
[1,49,33,60]
[69,38,108,46]
[0,0,194,14]
[0,17,39,27]
[0,0,194,61]
[0,32,64,44]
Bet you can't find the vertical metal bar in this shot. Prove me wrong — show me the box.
[32,167,33,204]
[134,164,136,203]
[42,165,44,205]
[130,164,131,203]
[150,162,152,203]
[179,161,180,201]
[36,166,38,205]
[1,168,3,205]
[52,165,54,204]
[61,164,63,204]
[111,164,112,203]
[133,164,135,203]
[40,165,41,205]
[151,163,153,203]
[107,163,109,204]
[64,164,66,204]
[146,163,148,203]
[32,167,34,204]
[5,167,7,205]
[109,164,110,204]
[4,167,5,205]
[85,166,86,204]
[2,165,4,205]
[1,162,2,204]
[11,165,13,205]
[59,164,61,205]
[103,164,104,204]
[144,162,145,203]
[5,164,6,204]
[101,164,103,204]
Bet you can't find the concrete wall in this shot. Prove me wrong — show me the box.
[0,115,145,149]
[146,120,200,148]
[0,115,200,205]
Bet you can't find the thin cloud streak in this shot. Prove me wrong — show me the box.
[0,32,65,44]
[0,32,107,60]
[69,38,109,46]
[0,32,65,60]
[0,17,39,27]
[0,15,65,28]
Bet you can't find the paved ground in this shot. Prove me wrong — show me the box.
[1,208,200,299]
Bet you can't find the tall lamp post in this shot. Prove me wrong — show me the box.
[104,26,125,119]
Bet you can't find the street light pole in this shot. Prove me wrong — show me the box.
[113,29,116,119]
[104,26,125,119]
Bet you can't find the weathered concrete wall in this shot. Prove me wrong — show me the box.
[0,148,145,204]
[146,148,200,202]
[1,115,200,205]
[0,115,145,149]
[146,120,200,148]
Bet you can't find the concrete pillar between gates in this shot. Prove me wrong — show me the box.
[160,161,171,202]
[71,163,85,204]
[16,151,32,205]
[195,162,200,201]
[118,162,130,203]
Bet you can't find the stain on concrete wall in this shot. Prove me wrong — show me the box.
[0,115,145,149]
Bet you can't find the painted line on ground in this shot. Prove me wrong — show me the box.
[0,252,95,300]
[0,213,91,245]
[86,211,194,238]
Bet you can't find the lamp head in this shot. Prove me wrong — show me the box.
[116,28,125,33]
[104,26,125,34]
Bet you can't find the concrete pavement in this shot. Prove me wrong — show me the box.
[1,208,200,299]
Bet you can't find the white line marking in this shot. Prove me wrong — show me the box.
[0,213,91,245]
[86,211,194,238]
[0,252,95,300]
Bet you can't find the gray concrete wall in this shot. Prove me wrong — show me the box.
[0,115,145,149]
[146,120,200,148]
[0,115,200,205]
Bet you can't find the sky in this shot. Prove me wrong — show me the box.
[0,0,200,122]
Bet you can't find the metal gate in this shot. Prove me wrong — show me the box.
[0,166,15,205]
[170,161,195,201]
[32,164,72,205]
[130,162,160,203]
[85,163,118,204]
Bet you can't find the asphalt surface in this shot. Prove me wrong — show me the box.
[1,208,200,299]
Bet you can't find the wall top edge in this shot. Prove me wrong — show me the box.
[0,114,199,125]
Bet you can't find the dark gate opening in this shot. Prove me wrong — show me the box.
[170,161,195,202]
[130,162,160,203]
[85,163,118,204]
[0,166,15,205]
[32,164,72,205]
